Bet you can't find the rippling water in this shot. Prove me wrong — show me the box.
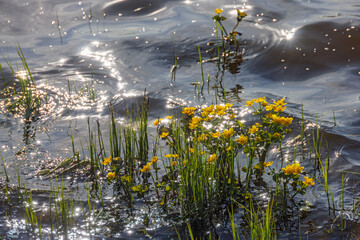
[0,0,359,238]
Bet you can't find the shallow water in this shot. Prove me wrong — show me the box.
[0,0,360,239]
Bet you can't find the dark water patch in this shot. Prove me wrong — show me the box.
[246,20,360,81]
[110,94,182,118]
[102,0,179,17]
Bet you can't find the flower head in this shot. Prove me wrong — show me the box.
[236,135,248,145]
[223,128,234,138]
[107,172,116,180]
[215,8,223,14]
[160,131,169,138]
[264,161,274,167]
[210,132,221,138]
[153,118,163,126]
[101,156,112,165]
[182,107,196,116]
[281,163,304,175]
[303,176,315,186]
[150,156,159,164]
[248,125,259,134]
[208,154,217,162]
[166,115,173,119]
[141,163,152,173]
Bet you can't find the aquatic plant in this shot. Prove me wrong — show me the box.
[2,44,44,120]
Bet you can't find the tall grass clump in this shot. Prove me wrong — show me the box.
[3,44,44,120]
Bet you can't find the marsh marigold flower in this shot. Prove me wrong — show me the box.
[150,156,159,164]
[226,146,232,152]
[160,132,169,138]
[249,125,259,134]
[274,99,286,106]
[182,107,196,116]
[153,118,162,126]
[101,156,112,165]
[223,128,234,138]
[171,161,178,166]
[208,154,217,162]
[141,163,152,172]
[236,135,248,145]
[166,115,173,119]
[245,100,254,107]
[264,161,273,167]
[281,163,304,175]
[254,97,265,103]
[215,8,223,14]
[210,132,221,138]
[107,172,115,180]
[303,176,315,186]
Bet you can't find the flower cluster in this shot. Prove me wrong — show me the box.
[281,163,304,175]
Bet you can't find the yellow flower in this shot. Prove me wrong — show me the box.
[236,135,248,145]
[202,105,214,114]
[217,110,226,116]
[281,163,304,175]
[225,103,233,109]
[230,113,236,119]
[101,156,112,165]
[237,9,247,18]
[265,104,275,111]
[254,97,265,103]
[264,161,273,167]
[107,172,116,180]
[274,105,286,112]
[197,134,206,142]
[160,131,169,138]
[248,125,259,134]
[303,176,315,186]
[272,115,283,125]
[215,8,223,14]
[261,101,268,107]
[226,146,232,152]
[223,128,234,138]
[281,164,294,175]
[165,154,172,158]
[189,116,202,129]
[182,107,196,116]
[245,100,254,107]
[215,105,226,112]
[183,159,188,166]
[208,154,217,162]
[210,132,221,138]
[113,157,120,161]
[150,156,159,164]
[273,99,287,106]
[292,163,304,174]
[140,163,151,172]
[153,118,163,126]
[166,115,173,119]
[188,148,195,153]
[282,117,293,127]
[171,161,178,166]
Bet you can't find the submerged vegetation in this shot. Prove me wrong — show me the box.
[0,8,359,240]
